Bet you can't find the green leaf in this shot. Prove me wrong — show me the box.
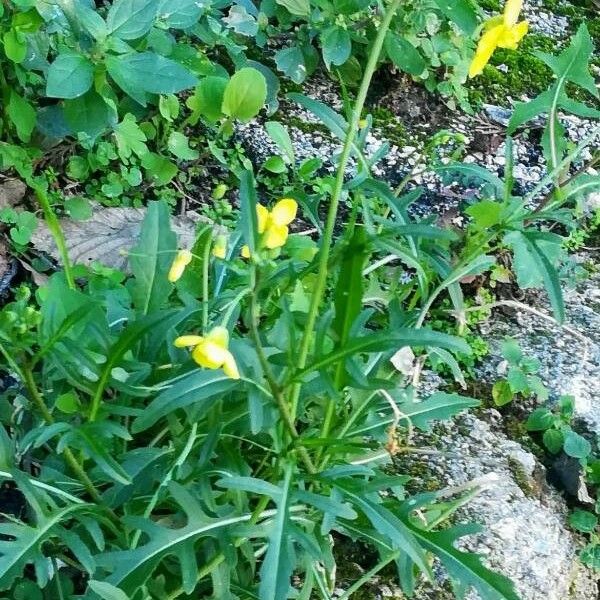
[275,47,307,84]
[432,0,477,34]
[88,581,129,600]
[129,200,177,315]
[186,76,228,123]
[0,477,94,591]
[64,197,92,221]
[46,52,94,99]
[568,510,598,534]
[131,370,239,432]
[113,113,147,160]
[157,0,203,28]
[3,29,27,63]
[239,169,259,254]
[265,121,295,164]
[222,67,267,122]
[333,480,431,575]
[492,380,513,407]
[385,33,426,76]
[7,91,36,142]
[141,152,178,185]
[295,329,470,381]
[332,228,369,387]
[259,466,294,599]
[580,543,600,569]
[321,26,351,69]
[525,408,554,431]
[436,164,505,198]
[263,155,287,173]
[275,0,310,17]
[167,132,199,160]
[64,91,116,141]
[535,24,598,99]
[106,0,157,39]
[543,428,564,454]
[106,53,197,106]
[503,231,565,322]
[56,391,81,414]
[563,429,591,459]
[399,502,519,600]
[466,200,504,229]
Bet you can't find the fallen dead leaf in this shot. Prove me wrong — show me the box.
[31,205,200,270]
[0,179,26,210]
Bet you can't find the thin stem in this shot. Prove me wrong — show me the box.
[337,551,400,600]
[52,558,66,600]
[18,363,109,509]
[250,268,316,474]
[34,186,75,290]
[288,0,402,423]
[202,238,211,330]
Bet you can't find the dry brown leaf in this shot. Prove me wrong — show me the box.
[31,206,200,270]
[0,179,26,210]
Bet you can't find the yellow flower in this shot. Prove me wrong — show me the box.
[168,249,192,283]
[212,235,227,259]
[240,198,298,258]
[469,0,529,78]
[259,198,297,249]
[174,326,240,379]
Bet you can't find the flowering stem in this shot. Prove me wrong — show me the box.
[288,0,401,423]
[34,186,75,290]
[250,268,316,474]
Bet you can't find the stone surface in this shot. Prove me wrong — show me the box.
[400,410,598,600]
[477,259,600,436]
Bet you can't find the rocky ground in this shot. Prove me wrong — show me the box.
[236,1,600,598]
[4,0,599,598]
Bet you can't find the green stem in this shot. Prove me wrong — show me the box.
[337,551,400,600]
[250,268,316,474]
[202,237,211,330]
[288,0,402,421]
[20,366,107,507]
[34,186,75,290]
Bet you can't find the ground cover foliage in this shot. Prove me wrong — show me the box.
[0,0,599,598]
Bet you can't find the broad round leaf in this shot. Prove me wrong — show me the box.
[46,52,94,99]
[222,67,267,122]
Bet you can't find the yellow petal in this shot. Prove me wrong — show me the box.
[206,326,229,349]
[241,245,251,259]
[192,340,228,369]
[264,223,289,249]
[256,204,269,234]
[503,0,523,27]
[469,24,504,78]
[168,249,193,283]
[271,198,297,226]
[222,350,240,379]
[174,335,204,348]
[498,20,528,49]
[212,235,227,259]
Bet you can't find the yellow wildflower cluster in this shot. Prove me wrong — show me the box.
[174,326,240,379]
[469,0,528,78]
[242,198,297,258]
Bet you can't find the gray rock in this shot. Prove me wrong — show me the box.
[401,410,598,600]
[477,260,600,436]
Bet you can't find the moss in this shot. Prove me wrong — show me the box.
[370,106,411,148]
[273,113,330,136]
[478,0,501,11]
[506,456,535,497]
[468,34,557,105]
